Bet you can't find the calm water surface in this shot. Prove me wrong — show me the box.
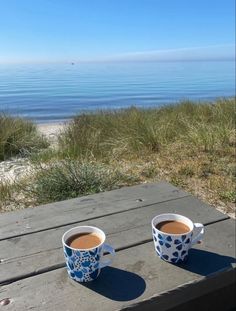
[0,61,235,123]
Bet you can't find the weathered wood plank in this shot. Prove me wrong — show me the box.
[123,271,236,311]
[0,196,229,284]
[0,182,190,240]
[0,220,235,311]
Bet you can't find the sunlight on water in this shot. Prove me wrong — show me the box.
[0,61,235,123]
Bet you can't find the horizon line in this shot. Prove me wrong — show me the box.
[0,44,235,64]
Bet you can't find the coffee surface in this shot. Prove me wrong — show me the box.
[66,232,102,249]
[156,220,190,234]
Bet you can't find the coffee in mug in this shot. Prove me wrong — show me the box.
[156,220,190,234]
[66,232,102,249]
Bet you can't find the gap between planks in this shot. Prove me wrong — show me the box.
[0,195,191,241]
[0,217,230,287]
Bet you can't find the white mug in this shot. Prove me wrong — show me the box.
[152,213,204,263]
[62,226,115,282]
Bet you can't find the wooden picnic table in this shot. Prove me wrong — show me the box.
[0,182,235,310]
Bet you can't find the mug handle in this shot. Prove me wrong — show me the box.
[99,244,115,269]
[191,223,204,246]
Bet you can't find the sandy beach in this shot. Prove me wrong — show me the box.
[37,123,65,139]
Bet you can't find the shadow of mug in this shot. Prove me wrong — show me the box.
[174,248,236,276]
[81,266,146,301]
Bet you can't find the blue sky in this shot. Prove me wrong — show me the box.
[0,0,235,63]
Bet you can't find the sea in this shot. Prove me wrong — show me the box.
[0,61,235,123]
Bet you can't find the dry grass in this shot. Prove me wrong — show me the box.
[1,98,235,216]
[116,143,235,216]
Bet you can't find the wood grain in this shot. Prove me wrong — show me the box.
[0,182,189,240]
[0,220,235,311]
[0,195,229,284]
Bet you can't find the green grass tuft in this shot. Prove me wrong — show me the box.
[0,181,12,203]
[0,114,49,161]
[219,190,236,203]
[25,160,138,204]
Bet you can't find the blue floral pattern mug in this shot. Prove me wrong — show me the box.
[62,226,115,282]
[152,214,204,263]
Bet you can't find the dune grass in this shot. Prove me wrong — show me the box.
[58,98,235,159]
[55,97,235,215]
[0,98,235,215]
[0,114,49,161]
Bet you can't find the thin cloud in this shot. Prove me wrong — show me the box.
[81,44,235,63]
[0,44,234,64]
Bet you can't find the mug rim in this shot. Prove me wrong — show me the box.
[152,213,193,236]
[62,225,106,251]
